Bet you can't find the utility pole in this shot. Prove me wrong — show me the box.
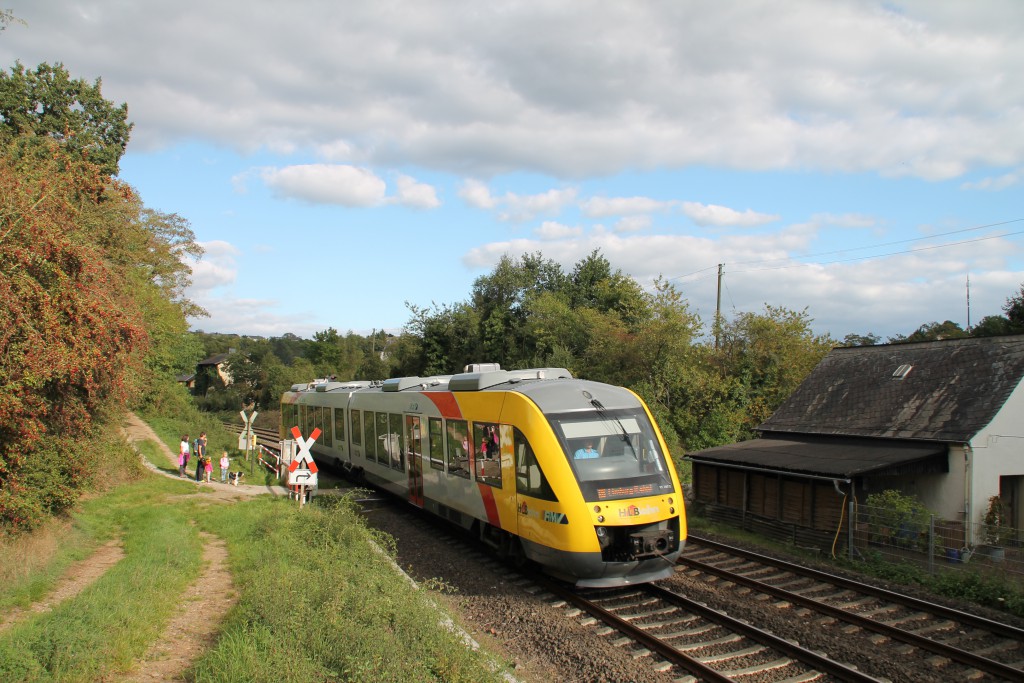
[715,263,723,349]
[966,273,972,332]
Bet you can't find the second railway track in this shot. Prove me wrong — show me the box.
[676,536,1024,682]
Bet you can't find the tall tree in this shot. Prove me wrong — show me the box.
[0,146,146,529]
[0,62,132,177]
[568,250,649,327]
[1002,283,1024,333]
[715,305,834,433]
[903,320,968,342]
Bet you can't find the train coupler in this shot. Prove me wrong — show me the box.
[629,529,676,559]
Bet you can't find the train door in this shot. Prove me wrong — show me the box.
[406,415,424,507]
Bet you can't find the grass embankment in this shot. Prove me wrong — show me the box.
[0,425,507,682]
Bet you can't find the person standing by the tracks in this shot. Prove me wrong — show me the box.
[179,435,190,477]
[195,449,205,482]
[219,451,230,483]
[204,453,213,482]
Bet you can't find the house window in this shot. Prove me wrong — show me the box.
[893,364,913,379]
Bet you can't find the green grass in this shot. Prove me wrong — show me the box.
[0,475,202,681]
[193,495,504,682]
[0,429,510,682]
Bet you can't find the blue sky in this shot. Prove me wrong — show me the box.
[3,1,1022,342]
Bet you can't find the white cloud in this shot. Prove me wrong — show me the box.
[187,240,238,291]
[260,164,386,207]
[189,297,321,338]
[961,170,1021,191]
[682,202,781,228]
[614,215,652,233]
[581,197,675,218]
[459,179,497,209]
[534,221,582,240]
[10,3,1017,179]
[393,174,441,209]
[498,188,578,222]
[460,180,577,222]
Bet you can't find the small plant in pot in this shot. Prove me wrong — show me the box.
[982,495,1010,561]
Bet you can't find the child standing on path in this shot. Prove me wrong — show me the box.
[179,435,190,477]
[219,451,230,482]
[204,454,213,482]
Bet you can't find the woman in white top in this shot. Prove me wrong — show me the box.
[179,435,190,477]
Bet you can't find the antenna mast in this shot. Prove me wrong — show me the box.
[966,274,971,331]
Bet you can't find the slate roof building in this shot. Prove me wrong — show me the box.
[193,350,235,396]
[686,335,1024,543]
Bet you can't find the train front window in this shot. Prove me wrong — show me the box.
[550,411,674,502]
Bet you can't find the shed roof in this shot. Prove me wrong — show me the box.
[759,335,1024,442]
[687,435,947,479]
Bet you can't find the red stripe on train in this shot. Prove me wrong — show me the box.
[478,483,500,526]
[424,392,462,419]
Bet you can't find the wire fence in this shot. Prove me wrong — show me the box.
[851,502,1023,579]
[695,501,1024,582]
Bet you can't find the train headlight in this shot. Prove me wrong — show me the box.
[597,515,605,523]
[594,505,601,513]
[595,526,611,549]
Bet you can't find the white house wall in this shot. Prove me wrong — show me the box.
[899,449,966,523]
[969,383,1024,528]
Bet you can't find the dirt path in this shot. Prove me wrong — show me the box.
[108,413,255,680]
[0,538,126,635]
[119,532,235,682]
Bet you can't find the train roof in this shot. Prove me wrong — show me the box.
[286,364,644,415]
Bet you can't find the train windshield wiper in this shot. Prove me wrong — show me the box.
[590,398,636,457]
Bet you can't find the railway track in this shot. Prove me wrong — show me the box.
[539,575,881,682]
[221,421,281,443]
[680,536,1024,681]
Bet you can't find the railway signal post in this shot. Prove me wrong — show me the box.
[288,426,319,508]
[240,409,258,475]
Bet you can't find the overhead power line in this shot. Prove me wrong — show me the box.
[670,218,1024,284]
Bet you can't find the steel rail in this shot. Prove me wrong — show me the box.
[683,536,1024,680]
[688,535,1024,640]
[536,575,883,683]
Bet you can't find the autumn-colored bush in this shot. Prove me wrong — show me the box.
[0,146,148,531]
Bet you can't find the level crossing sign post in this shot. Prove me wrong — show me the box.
[240,409,258,475]
[288,426,320,508]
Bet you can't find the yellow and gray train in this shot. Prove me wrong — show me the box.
[281,364,686,587]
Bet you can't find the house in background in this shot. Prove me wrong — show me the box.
[686,335,1024,544]
[194,349,236,396]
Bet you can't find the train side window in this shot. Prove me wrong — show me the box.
[282,402,296,438]
[375,412,389,465]
[473,421,501,487]
[364,410,377,463]
[514,428,556,501]
[303,405,314,443]
[427,417,444,470]
[319,406,331,446]
[351,409,362,447]
[388,413,405,471]
[333,407,345,445]
[446,419,470,479]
